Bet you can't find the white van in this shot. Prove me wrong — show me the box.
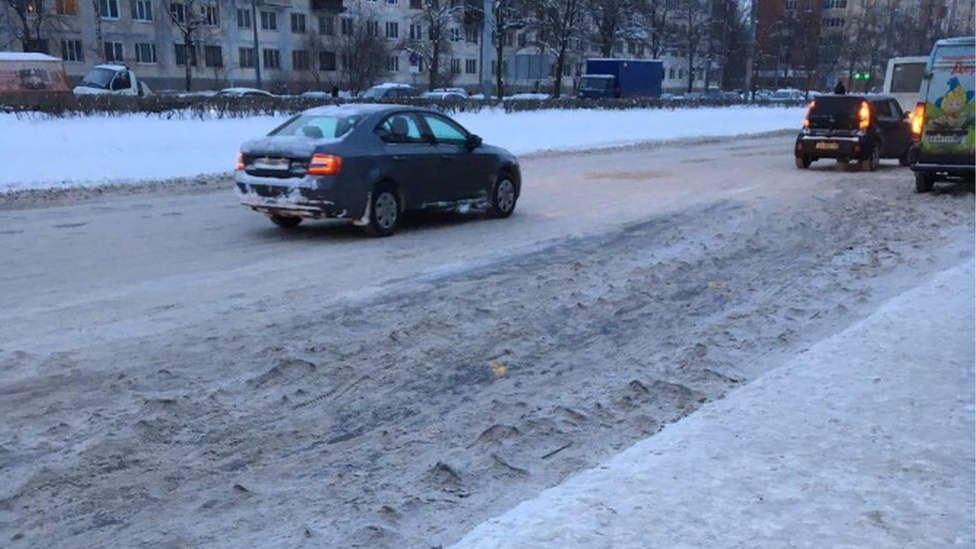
[909,37,975,193]
[883,56,928,112]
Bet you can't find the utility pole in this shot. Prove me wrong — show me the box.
[743,0,758,97]
[481,0,495,98]
[251,0,262,89]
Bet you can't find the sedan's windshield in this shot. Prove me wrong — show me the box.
[269,115,361,139]
[80,68,116,89]
[362,87,388,98]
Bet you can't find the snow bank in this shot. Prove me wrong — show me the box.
[451,258,976,549]
[0,106,804,193]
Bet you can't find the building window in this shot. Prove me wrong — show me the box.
[340,17,353,35]
[669,67,675,79]
[25,0,42,14]
[174,43,197,66]
[132,0,152,20]
[236,8,251,28]
[239,47,256,68]
[318,15,334,35]
[385,21,398,38]
[386,0,397,4]
[319,50,336,71]
[61,39,84,62]
[262,48,280,69]
[409,23,422,40]
[291,12,306,33]
[409,0,421,8]
[785,0,796,9]
[261,10,277,30]
[204,45,222,67]
[367,20,379,37]
[517,32,526,48]
[450,58,460,74]
[169,2,185,22]
[56,0,78,15]
[465,27,478,43]
[104,41,123,62]
[201,3,218,25]
[387,55,399,72]
[450,27,461,42]
[465,58,476,74]
[99,0,119,18]
[135,42,157,63]
[292,49,310,70]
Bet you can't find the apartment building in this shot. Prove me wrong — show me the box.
[0,0,693,93]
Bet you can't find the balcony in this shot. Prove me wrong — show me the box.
[311,0,344,11]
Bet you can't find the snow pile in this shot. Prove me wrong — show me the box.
[451,259,976,549]
[0,106,804,192]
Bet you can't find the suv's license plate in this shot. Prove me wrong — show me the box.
[815,142,840,150]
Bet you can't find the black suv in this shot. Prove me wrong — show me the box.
[794,94,913,171]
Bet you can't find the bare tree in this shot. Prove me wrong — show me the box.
[165,0,218,91]
[535,0,584,97]
[473,0,533,98]
[674,0,709,92]
[640,0,676,58]
[585,0,634,58]
[406,0,460,90]
[1,0,55,51]
[338,4,390,93]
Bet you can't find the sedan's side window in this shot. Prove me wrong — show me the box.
[375,113,425,144]
[422,114,467,145]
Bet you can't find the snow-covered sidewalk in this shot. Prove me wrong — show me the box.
[452,258,976,549]
[0,106,803,192]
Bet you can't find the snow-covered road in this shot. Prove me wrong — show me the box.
[0,135,972,549]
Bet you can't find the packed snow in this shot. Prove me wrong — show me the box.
[452,258,976,549]
[0,106,804,192]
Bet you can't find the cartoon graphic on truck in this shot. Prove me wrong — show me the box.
[931,76,974,131]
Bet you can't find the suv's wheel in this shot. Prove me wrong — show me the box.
[915,172,934,193]
[860,143,881,171]
[363,185,400,237]
[488,175,518,218]
[795,156,812,169]
[270,215,302,228]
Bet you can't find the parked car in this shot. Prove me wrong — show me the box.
[235,104,521,236]
[909,36,975,193]
[431,87,469,97]
[361,83,420,99]
[771,88,806,101]
[794,94,913,171]
[218,87,274,98]
[420,90,467,102]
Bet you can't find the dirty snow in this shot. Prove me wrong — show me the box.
[452,258,976,549]
[0,106,804,192]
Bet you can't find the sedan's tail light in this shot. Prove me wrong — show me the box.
[911,102,925,137]
[802,100,815,128]
[858,101,871,130]
[308,154,342,176]
[235,151,245,171]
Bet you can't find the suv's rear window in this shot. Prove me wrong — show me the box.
[808,96,862,129]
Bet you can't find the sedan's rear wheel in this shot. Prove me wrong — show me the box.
[795,156,811,169]
[915,172,934,193]
[489,175,517,218]
[364,186,400,237]
[270,215,302,228]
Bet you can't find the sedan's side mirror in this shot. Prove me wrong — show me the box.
[465,134,482,150]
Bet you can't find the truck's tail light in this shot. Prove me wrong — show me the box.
[802,100,815,128]
[911,102,925,137]
[858,101,871,130]
[235,151,245,171]
[308,154,342,176]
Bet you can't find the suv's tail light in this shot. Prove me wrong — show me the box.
[308,154,342,176]
[911,102,925,137]
[235,151,245,171]
[858,101,871,129]
[802,100,815,128]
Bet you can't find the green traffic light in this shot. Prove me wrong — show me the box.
[853,73,861,80]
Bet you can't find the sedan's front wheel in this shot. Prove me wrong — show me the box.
[488,175,517,218]
[364,186,400,237]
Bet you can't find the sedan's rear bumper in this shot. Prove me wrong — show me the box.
[235,172,367,220]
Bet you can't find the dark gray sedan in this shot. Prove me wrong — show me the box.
[235,104,521,236]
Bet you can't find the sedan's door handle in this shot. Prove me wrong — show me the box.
[393,155,407,161]
[441,155,456,161]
